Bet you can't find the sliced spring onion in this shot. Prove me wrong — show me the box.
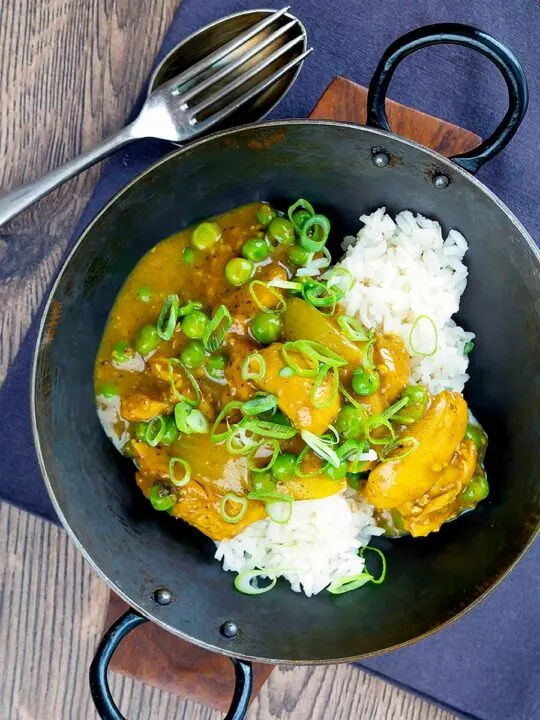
[220,493,248,524]
[210,400,244,443]
[174,402,192,433]
[279,366,294,378]
[296,266,321,278]
[281,342,319,377]
[242,394,278,416]
[203,304,232,352]
[464,339,475,355]
[310,365,339,409]
[287,198,315,229]
[381,396,410,421]
[268,278,303,291]
[337,315,370,342]
[337,438,366,461]
[302,280,344,308]
[364,416,396,445]
[247,439,280,472]
[186,408,209,434]
[168,457,191,487]
[327,546,386,594]
[234,569,278,595]
[409,315,438,357]
[294,445,324,478]
[266,501,293,524]
[247,490,293,503]
[226,427,260,455]
[338,383,366,409]
[168,358,202,406]
[301,430,340,468]
[248,280,287,313]
[240,418,297,440]
[295,340,347,368]
[299,214,331,252]
[361,546,387,584]
[178,299,203,317]
[380,436,420,462]
[145,415,165,446]
[241,352,266,382]
[157,294,180,341]
[324,267,354,295]
[362,337,376,370]
[327,572,373,594]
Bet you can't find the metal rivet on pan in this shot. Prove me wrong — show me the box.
[372,151,390,168]
[433,173,450,189]
[154,587,173,605]
[220,621,239,638]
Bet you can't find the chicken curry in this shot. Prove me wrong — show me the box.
[95,200,488,547]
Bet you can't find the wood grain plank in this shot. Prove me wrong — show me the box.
[0,0,178,385]
[0,501,455,720]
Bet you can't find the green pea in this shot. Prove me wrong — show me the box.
[465,424,487,452]
[292,209,311,230]
[242,237,269,263]
[135,324,160,355]
[160,416,179,446]
[335,405,367,440]
[112,341,134,364]
[191,222,221,250]
[396,385,429,423]
[149,482,176,511]
[181,310,209,339]
[133,422,148,442]
[183,247,196,264]
[352,368,380,396]
[101,382,119,398]
[460,475,489,505]
[272,453,297,482]
[180,340,205,369]
[206,354,227,380]
[137,286,152,302]
[251,471,276,493]
[251,312,282,344]
[267,217,295,246]
[225,257,254,287]
[287,243,311,267]
[325,462,348,481]
[256,203,276,227]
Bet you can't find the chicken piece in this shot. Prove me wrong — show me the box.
[223,338,258,402]
[132,438,265,540]
[282,298,410,414]
[283,298,364,366]
[364,391,473,537]
[253,343,341,435]
[121,394,172,421]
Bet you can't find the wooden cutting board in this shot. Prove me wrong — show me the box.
[101,76,480,712]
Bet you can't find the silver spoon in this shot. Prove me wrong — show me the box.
[0,7,311,227]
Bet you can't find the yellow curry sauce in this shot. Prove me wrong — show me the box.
[95,201,488,543]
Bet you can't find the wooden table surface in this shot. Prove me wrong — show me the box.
[0,2,456,718]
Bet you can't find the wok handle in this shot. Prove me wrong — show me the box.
[89,608,253,720]
[365,23,528,174]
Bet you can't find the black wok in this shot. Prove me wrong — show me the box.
[31,24,539,720]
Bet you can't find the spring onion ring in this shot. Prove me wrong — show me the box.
[409,314,438,357]
[203,304,232,351]
[168,457,191,487]
[301,429,340,468]
[220,493,248,524]
[248,280,287,313]
[157,294,180,341]
[145,415,165,446]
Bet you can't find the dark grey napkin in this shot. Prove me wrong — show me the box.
[1,1,539,718]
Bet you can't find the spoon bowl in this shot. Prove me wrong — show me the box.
[148,8,307,129]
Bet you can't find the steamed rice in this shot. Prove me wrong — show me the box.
[216,207,474,595]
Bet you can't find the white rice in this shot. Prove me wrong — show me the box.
[338,207,474,394]
[216,206,474,595]
[215,493,383,597]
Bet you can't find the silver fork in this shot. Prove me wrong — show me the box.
[0,7,312,228]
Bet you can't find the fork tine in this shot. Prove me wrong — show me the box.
[189,35,305,118]
[178,19,299,105]
[159,7,292,94]
[192,48,313,136]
